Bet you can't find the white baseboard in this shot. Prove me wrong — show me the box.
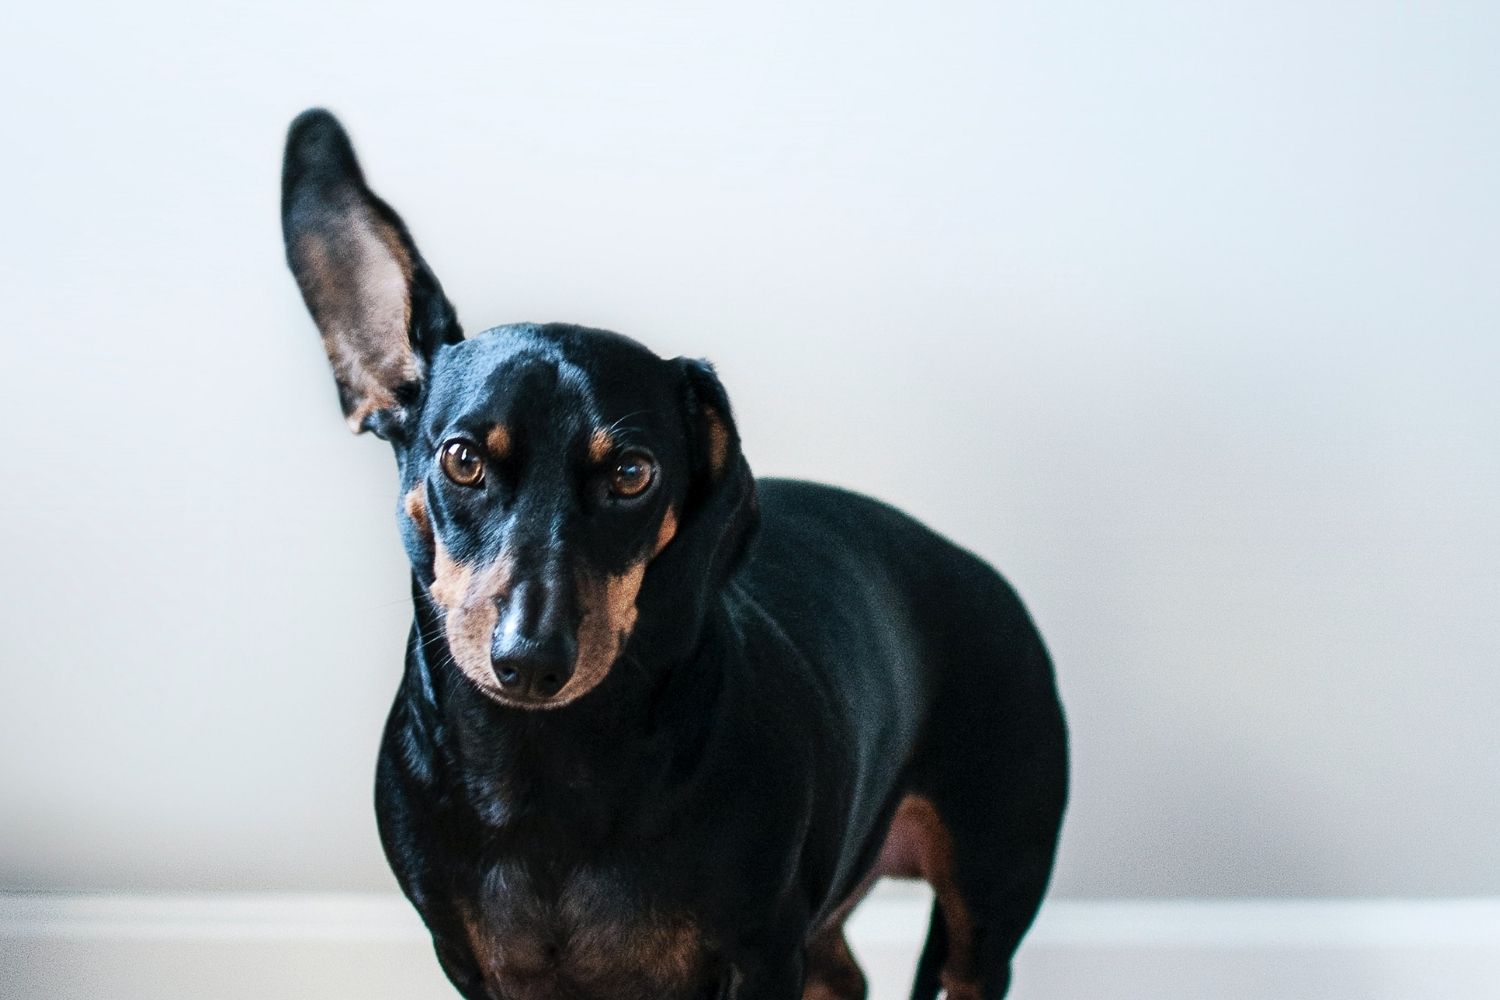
[4,885,1498,999]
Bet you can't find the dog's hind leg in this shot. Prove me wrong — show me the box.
[903,571,1069,999]
[937,776,1065,1000]
[871,793,985,1000]
[888,778,1060,1000]
[906,898,946,1000]
[801,923,867,1000]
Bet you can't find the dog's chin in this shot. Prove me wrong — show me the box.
[445,650,597,711]
[483,686,577,711]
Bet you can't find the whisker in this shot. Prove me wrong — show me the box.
[602,409,651,441]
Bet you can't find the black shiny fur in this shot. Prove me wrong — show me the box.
[280,109,1067,1000]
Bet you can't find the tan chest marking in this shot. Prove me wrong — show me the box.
[462,909,709,1000]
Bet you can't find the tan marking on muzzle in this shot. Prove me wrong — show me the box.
[543,514,675,704]
[556,559,648,706]
[486,424,512,459]
[589,428,616,463]
[429,537,514,695]
[429,519,664,708]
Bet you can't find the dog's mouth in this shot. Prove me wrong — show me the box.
[472,675,572,710]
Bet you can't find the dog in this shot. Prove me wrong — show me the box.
[280,108,1067,1000]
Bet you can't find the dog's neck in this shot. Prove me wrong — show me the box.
[403,580,727,834]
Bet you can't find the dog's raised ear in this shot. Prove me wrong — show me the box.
[281,109,461,438]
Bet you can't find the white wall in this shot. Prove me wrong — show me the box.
[1,0,1496,898]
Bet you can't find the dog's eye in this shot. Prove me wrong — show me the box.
[439,439,485,487]
[608,453,656,499]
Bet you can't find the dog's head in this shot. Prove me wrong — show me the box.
[280,110,756,709]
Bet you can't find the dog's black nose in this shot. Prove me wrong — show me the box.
[491,631,577,699]
[498,578,579,704]
[492,580,577,700]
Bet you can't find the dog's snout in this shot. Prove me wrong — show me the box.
[492,578,577,700]
[491,635,576,700]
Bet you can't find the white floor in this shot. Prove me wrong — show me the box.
[4,884,1499,999]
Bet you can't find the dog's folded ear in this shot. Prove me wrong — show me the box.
[637,359,759,658]
[281,109,461,438]
[679,359,758,580]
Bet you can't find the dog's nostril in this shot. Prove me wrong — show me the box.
[490,655,571,700]
[491,625,576,701]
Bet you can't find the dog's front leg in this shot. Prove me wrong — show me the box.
[430,936,499,1000]
[718,903,813,1000]
[721,950,806,1000]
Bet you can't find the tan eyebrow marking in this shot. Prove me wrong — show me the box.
[589,428,616,463]
[486,424,511,458]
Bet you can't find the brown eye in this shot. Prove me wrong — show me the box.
[608,453,656,498]
[439,439,485,487]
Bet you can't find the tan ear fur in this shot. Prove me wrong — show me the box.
[282,109,456,437]
[288,196,420,432]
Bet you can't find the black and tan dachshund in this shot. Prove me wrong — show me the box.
[280,109,1067,1000]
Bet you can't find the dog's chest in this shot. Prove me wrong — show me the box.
[458,861,713,1000]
